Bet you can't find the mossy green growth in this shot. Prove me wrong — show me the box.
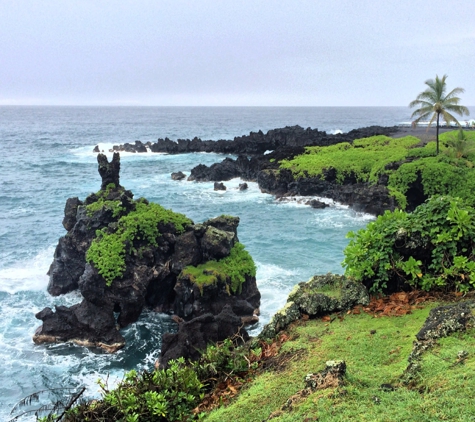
[180,243,256,294]
[85,183,126,218]
[279,135,420,183]
[86,200,192,286]
[388,145,475,209]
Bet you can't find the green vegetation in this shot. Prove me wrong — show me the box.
[57,338,260,422]
[36,300,475,422]
[86,199,192,286]
[409,74,469,154]
[203,303,475,422]
[181,243,256,294]
[60,357,204,422]
[343,196,475,293]
[85,183,126,218]
[279,135,420,182]
[279,130,475,209]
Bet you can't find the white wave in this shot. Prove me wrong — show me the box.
[275,195,338,209]
[175,179,271,206]
[311,209,374,229]
[69,144,168,161]
[0,247,54,294]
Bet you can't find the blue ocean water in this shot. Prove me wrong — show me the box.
[0,106,415,419]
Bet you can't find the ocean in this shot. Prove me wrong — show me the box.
[0,106,419,419]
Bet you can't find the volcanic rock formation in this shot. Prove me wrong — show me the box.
[34,153,260,358]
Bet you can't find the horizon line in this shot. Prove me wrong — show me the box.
[0,104,418,108]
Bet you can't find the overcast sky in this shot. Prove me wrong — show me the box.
[1,0,474,106]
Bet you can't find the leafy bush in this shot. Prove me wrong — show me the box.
[86,200,192,286]
[181,243,256,294]
[279,130,475,209]
[63,339,262,421]
[72,357,205,422]
[343,196,475,293]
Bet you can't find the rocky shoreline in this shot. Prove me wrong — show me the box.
[95,125,404,215]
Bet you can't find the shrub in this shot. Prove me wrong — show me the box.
[388,155,475,208]
[86,357,204,422]
[64,339,262,421]
[343,196,475,293]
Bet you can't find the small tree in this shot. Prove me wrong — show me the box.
[409,74,469,154]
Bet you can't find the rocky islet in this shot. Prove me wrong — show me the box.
[34,153,260,360]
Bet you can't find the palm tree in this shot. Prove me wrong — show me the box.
[409,74,469,154]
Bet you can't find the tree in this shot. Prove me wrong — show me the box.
[409,74,469,154]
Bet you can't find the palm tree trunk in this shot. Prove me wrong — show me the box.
[436,113,440,155]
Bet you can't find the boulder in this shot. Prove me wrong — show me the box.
[403,300,475,384]
[160,305,249,368]
[171,171,186,180]
[416,301,475,342]
[214,182,226,191]
[288,273,369,315]
[306,199,328,209]
[260,274,369,339]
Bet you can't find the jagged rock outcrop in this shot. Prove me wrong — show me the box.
[106,125,404,216]
[403,301,475,384]
[108,125,399,155]
[160,305,249,368]
[34,154,260,357]
[260,273,369,339]
[97,151,121,190]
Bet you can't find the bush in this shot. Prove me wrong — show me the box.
[343,196,475,293]
[388,155,475,208]
[72,357,205,422]
[64,339,261,421]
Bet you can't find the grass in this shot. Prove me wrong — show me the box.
[202,301,475,422]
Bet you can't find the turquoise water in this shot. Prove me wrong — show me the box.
[0,106,411,419]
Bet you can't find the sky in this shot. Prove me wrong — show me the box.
[1,0,474,106]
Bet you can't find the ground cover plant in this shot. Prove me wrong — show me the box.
[86,197,192,285]
[181,243,257,294]
[279,130,475,209]
[279,135,420,183]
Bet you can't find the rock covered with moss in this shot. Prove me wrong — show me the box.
[260,273,368,339]
[34,153,260,355]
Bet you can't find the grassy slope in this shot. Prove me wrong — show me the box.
[203,302,475,422]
